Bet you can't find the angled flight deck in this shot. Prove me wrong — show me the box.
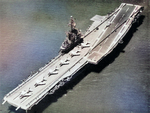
[2,3,143,111]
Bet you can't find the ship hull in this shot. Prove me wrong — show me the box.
[2,3,144,111]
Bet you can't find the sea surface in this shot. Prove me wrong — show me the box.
[0,0,149,113]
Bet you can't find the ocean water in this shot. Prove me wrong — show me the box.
[0,0,149,113]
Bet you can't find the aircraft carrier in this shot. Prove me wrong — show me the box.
[2,3,144,112]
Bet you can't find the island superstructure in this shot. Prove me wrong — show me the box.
[2,3,144,111]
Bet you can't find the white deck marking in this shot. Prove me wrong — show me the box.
[126,7,129,12]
